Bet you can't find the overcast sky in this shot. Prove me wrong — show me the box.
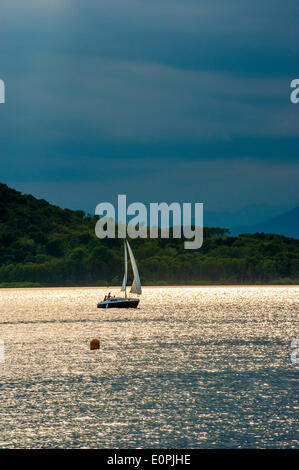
[0,0,298,214]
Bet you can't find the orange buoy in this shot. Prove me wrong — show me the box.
[90,338,100,350]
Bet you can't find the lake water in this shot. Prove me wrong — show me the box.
[0,286,298,449]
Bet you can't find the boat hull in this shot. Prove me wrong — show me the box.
[97,298,140,309]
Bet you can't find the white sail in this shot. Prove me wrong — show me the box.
[126,240,142,295]
[121,239,128,292]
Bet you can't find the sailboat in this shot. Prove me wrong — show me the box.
[97,239,142,309]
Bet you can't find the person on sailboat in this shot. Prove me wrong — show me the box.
[97,239,141,309]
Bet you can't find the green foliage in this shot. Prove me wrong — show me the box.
[0,182,298,286]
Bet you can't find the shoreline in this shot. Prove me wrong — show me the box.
[0,284,298,290]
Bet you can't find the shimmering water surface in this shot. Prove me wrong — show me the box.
[0,286,298,448]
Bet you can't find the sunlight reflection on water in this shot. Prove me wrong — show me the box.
[0,286,298,448]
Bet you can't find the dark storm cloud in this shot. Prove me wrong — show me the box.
[10,157,299,216]
[0,0,298,210]
[1,0,298,76]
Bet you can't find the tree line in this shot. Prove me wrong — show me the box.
[0,183,298,286]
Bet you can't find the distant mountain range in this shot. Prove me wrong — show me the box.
[204,204,287,228]
[231,207,299,239]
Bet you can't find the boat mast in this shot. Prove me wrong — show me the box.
[124,238,127,298]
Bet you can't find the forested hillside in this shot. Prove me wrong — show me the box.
[0,183,298,286]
